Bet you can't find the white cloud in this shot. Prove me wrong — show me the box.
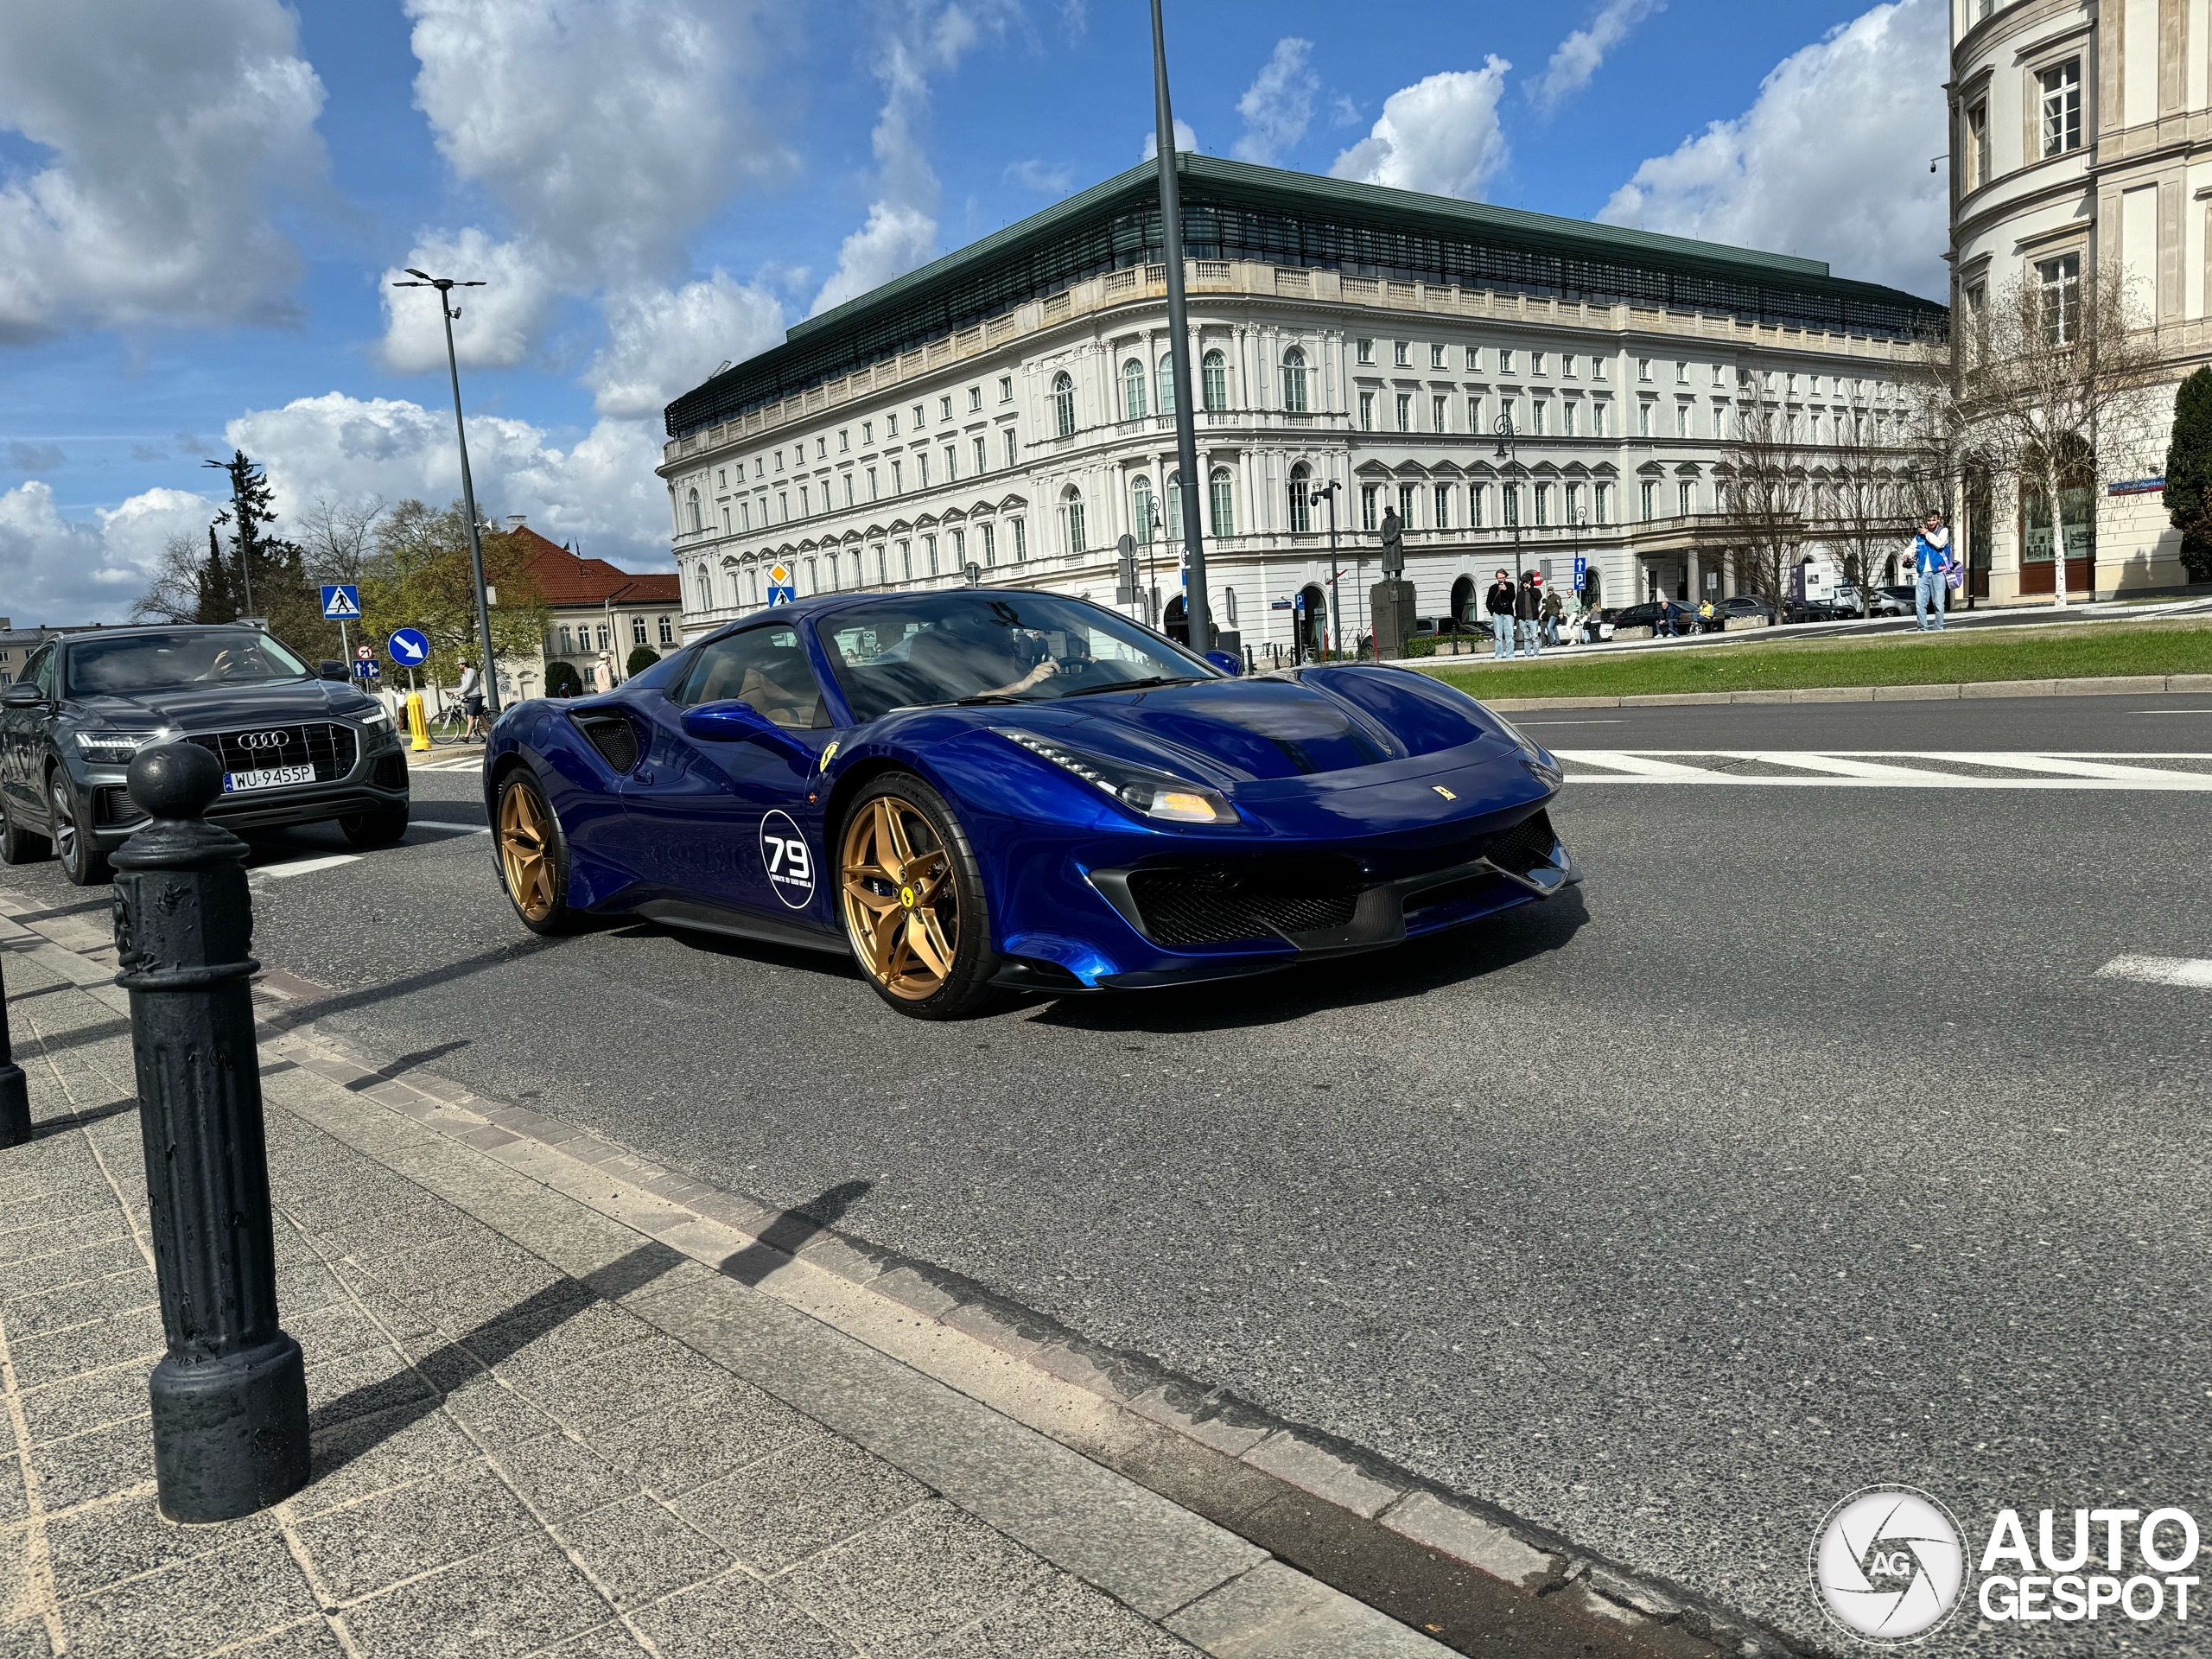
[810,3,1018,319]
[1331,61,1511,200]
[227,394,674,569]
[1235,38,1318,166]
[585,273,786,417]
[1139,119,1200,163]
[0,0,326,340]
[1005,159,1075,194]
[0,483,216,624]
[377,228,563,373]
[1598,0,1946,296]
[1535,0,1660,111]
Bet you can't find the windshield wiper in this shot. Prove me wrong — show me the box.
[952,692,1027,706]
[1058,676,1204,697]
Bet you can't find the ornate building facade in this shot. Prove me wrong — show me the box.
[1950,0,2209,597]
[661,157,1942,650]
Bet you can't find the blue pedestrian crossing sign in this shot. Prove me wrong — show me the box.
[387,627,431,667]
[320,584,361,620]
[766,562,796,607]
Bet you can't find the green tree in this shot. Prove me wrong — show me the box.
[200,450,327,653]
[2163,365,2212,582]
[626,645,661,677]
[358,499,550,691]
[544,660,583,697]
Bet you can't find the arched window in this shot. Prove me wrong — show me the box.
[1165,470,1183,538]
[1063,486,1087,555]
[1209,467,1236,537]
[1122,359,1147,422]
[1157,353,1176,416]
[1281,346,1308,414]
[1287,464,1312,534]
[1131,476,1156,543]
[1202,350,1227,412]
[688,489,702,533]
[1052,371,1076,438]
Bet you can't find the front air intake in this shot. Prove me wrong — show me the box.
[1124,858,1363,947]
[1484,810,1559,877]
[572,712,640,774]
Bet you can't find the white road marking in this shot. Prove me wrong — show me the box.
[1518,718,1624,727]
[1554,750,2212,789]
[249,853,361,880]
[410,819,492,835]
[2096,955,2212,989]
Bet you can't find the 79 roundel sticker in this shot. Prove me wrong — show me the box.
[759,810,816,909]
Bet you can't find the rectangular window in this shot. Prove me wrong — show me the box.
[876,546,887,584]
[1713,364,1726,387]
[1393,340,1410,367]
[944,445,957,482]
[1641,480,1657,521]
[1638,402,1653,439]
[1469,483,1485,528]
[1395,392,1412,431]
[1534,483,1549,527]
[1499,348,1516,374]
[1676,404,1690,438]
[1433,483,1451,529]
[1360,484,1378,531]
[912,404,925,427]
[798,485,810,517]
[867,467,878,500]
[1432,394,1448,432]
[1502,484,1520,529]
[2037,251,2081,343]
[861,422,873,444]
[1359,391,1376,430]
[1398,484,1416,524]
[631,616,647,646]
[969,386,982,412]
[1680,481,1696,517]
[778,490,788,520]
[924,534,938,575]
[1563,353,1578,378]
[1464,345,1480,372]
[1011,517,1027,560]
[892,461,905,493]
[939,396,953,422]
[658,615,674,645]
[1530,399,1547,435]
[838,429,849,452]
[1562,400,1578,437]
[898,539,912,579]
[887,412,898,436]
[999,376,1013,401]
[1003,428,1019,467]
[1357,339,1374,365]
[843,474,855,507]
[741,499,752,531]
[918,454,930,488]
[950,528,964,567]
[1594,481,1610,524]
[1675,361,1689,384]
[721,505,731,535]
[2040,59,2082,157]
[1429,343,1446,369]
[980,521,995,565]
[1532,351,1548,376]
[1466,393,1483,431]
[817,437,827,459]
[973,435,987,473]
[1565,482,1582,524]
[1637,357,1653,382]
[1592,356,1608,381]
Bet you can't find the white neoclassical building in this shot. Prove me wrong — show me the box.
[1949,0,2209,598]
[660,157,1943,652]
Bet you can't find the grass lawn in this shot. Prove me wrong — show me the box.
[1421,619,2212,701]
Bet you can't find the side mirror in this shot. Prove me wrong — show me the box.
[1203,650,1243,678]
[318,661,347,683]
[2,681,44,708]
[681,698,782,744]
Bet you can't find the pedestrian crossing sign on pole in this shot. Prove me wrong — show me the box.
[320,584,361,620]
[766,563,796,607]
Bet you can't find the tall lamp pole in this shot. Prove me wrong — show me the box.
[1493,414,1522,582]
[1150,0,1207,655]
[393,269,499,716]
[1307,480,1341,658]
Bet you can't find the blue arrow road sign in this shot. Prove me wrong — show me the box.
[387,627,431,667]
[320,584,361,620]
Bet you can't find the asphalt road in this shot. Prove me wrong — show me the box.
[8,690,2209,1656]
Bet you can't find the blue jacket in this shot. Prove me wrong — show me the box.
[1912,533,1951,575]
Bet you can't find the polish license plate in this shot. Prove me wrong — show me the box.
[223,765,315,794]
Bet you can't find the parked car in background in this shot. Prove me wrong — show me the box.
[1783,598,1854,625]
[1717,595,1777,623]
[1832,583,1909,618]
[1878,585,1919,613]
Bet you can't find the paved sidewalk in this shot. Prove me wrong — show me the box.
[0,912,1446,1657]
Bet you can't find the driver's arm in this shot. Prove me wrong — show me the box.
[976,658,1058,697]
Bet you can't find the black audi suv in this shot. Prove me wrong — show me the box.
[0,625,410,884]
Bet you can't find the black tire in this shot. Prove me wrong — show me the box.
[340,802,410,848]
[836,772,1005,1020]
[0,794,49,864]
[48,771,108,887]
[493,768,582,935]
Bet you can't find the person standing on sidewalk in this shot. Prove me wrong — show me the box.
[1541,584,1565,646]
[594,650,618,693]
[1912,512,1953,632]
[455,658,486,741]
[1485,569,1517,659]
[1516,570,1544,658]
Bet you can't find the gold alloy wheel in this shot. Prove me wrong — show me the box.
[840,795,957,1001]
[499,779,557,922]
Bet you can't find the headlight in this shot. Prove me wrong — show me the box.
[358,705,392,728]
[72,730,172,766]
[994,728,1236,824]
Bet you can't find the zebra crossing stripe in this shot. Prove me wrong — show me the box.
[1554,751,2212,789]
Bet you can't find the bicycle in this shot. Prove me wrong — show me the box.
[428,701,480,746]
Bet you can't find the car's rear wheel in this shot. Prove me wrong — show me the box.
[495,769,578,934]
[48,771,108,887]
[838,774,1002,1019]
[0,794,48,864]
[340,803,410,848]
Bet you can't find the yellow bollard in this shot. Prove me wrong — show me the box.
[405,690,430,753]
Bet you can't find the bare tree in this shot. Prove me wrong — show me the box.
[130,531,209,624]
[1825,402,1914,600]
[296,496,385,588]
[1716,386,1811,613]
[1956,258,2166,606]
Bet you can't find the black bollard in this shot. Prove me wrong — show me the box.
[112,742,308,1522]
[0,945,29,1147]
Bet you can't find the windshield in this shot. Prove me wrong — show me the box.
[814,592,1216,721]
[64,630,313,696]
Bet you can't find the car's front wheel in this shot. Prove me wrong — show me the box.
[0,794,48,864]
[340,803,410,848]
[494,768,579,935]
[837,774,1002,1019]
[48,771,107,887]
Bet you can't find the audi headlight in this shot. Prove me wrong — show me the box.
[995,728,1236,824]
[357,705,392,728]
[72,729,173,766]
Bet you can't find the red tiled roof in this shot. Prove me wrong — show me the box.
[512,526,681,607]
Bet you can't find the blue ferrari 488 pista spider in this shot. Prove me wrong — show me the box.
[483,589,1574,1018]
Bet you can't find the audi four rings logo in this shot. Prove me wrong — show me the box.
[237,730,291,751]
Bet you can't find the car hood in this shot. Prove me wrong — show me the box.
[976,667,1510,783]
[73,679,376,729]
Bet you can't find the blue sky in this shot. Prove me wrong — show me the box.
[0,0,1948,623]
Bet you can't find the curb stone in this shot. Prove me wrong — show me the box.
[1465,671,2212,712]
[0,892,1818,1659]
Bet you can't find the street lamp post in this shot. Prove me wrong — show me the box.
[1149,0,1207,656]
[392,269,499,717]
[1307,480,1341,659]
[1493,414,1523,582]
